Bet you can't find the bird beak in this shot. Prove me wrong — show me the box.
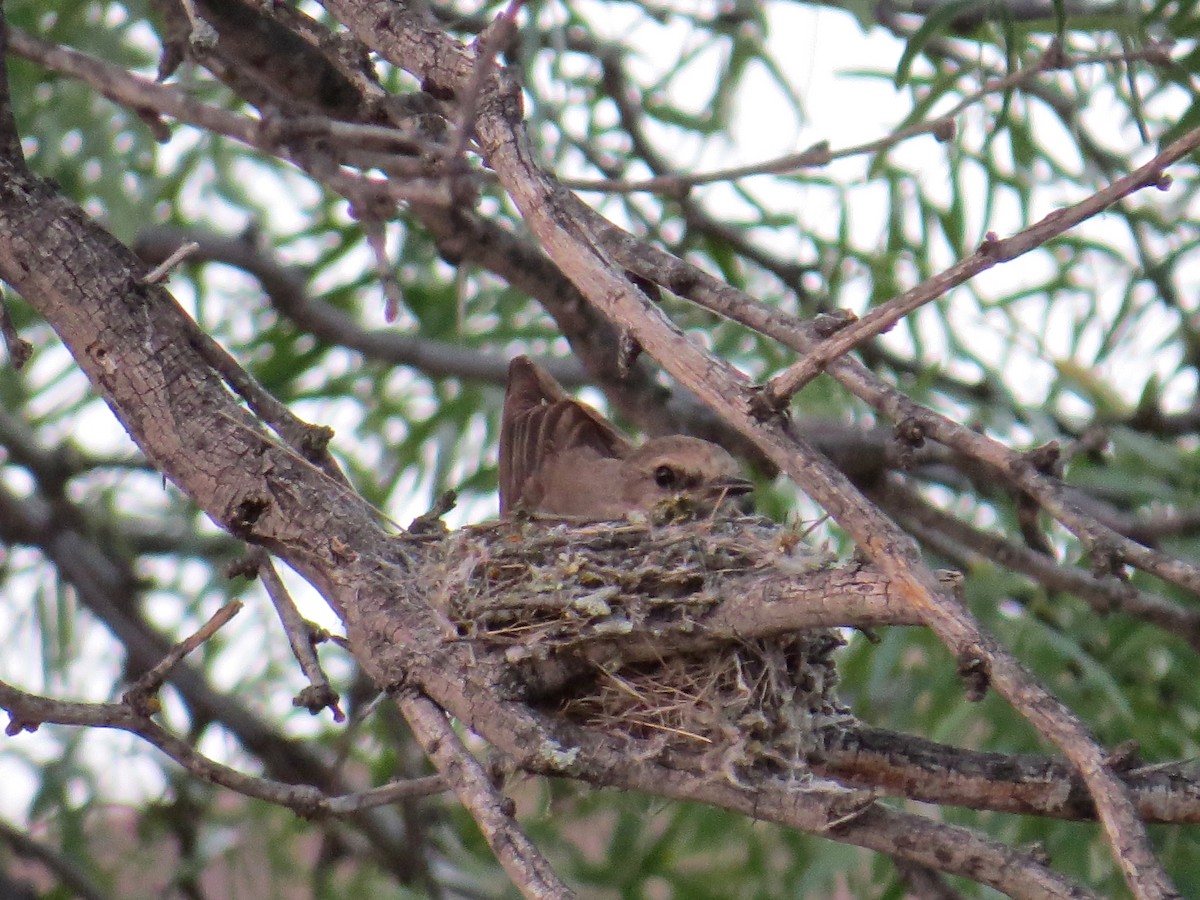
[707,477,754,514]
[712,477,754,497]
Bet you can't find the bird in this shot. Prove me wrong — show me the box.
[499,356,752,520]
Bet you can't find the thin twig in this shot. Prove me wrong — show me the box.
[143,239,198,283]
[445,0,525,169]
[273,115,449,156]
[0,677,444,814]
[252,548,345,721]
[0,286,32,369]
[124,600,243,711]
[762,137,1186,406]
[562,46,1171,195]
[133,225,589,387]
[359,217,405,322]
[181,292,348,484]
[6,28,456,210]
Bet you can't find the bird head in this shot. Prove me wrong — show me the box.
[618,435,754,517]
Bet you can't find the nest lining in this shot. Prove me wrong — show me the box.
[416,513,853,781]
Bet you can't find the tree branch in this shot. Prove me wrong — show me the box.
[399,691,575,899]
[0,677,445,816]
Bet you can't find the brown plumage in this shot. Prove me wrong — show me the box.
[499,356,752,519]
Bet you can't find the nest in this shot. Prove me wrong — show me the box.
[416,513,854,783]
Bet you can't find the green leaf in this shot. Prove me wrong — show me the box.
[894,0,988,88]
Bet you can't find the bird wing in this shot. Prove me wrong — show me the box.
[500,356,632,514]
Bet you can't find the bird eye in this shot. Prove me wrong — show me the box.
[654,465,677,488]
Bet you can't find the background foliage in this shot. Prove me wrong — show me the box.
[2,0,1200,896]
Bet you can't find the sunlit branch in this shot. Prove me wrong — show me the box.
[175,295,349,485]
[143,239,199,284]
[443,0,524,168]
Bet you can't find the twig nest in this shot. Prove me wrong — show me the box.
[419,513,853,783]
